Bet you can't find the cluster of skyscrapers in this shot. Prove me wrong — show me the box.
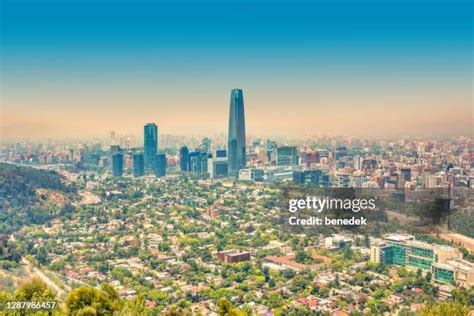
[112,89,247,179]
[112,123,167,178]
[178,89,247,179]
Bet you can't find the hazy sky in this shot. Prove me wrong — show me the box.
[1,0,472,140]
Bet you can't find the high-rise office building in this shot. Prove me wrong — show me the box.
[110,145,121,154]
[293,169,329,187]
[91,153,101,165]
[199,152,209,176]
[227,89,246,177]
[266,140,278,162]
[201,138,211,153]
[188,151,210,176]
[144,123,158,170]
[276,146,298,166]
[155,154,167,177]
[208,157,228,178]
[112,153,124,177]
[189,151,201,173]
[133,153,145,177]
[179,146,190,172]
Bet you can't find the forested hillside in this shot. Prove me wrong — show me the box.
[0,163,76,234]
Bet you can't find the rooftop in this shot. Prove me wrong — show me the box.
[446,259,474,271]
[384,234,415,243]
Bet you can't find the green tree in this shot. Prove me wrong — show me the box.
[425,271,432,283]
[66,286,119,315]
[418,301,469,316]
[343,244,354,259]
[111,266,132,282]
[14,277,57,302]
[121,294,149,316]
[217,298,238,316]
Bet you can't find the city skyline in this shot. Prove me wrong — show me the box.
[1,0,472,140]
[1,83,472,142]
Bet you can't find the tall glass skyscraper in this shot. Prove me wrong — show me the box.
[227,89,246,177]
[155,154,167,177]
[112,153,123,177]
[133,153,145,177]
[179,146,190,172]
[144,123,158,170]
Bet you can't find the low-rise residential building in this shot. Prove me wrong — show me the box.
[216,250,251,263]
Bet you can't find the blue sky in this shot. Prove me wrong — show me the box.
[2,0,471,66]
[1,0,472,138]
